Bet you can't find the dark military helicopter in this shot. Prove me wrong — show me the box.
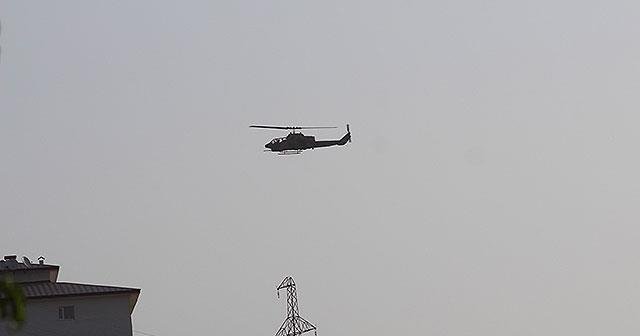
[250,124,351,154]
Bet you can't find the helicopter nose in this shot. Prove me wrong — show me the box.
[265,143,271,149]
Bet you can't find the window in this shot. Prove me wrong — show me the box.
[58,306,75,320]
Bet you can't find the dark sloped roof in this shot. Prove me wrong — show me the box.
[21,282,140,299]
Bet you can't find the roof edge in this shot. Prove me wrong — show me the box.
[26,288,141,300]
[22,281,141,300]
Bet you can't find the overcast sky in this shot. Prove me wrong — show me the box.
[2,1,640,335]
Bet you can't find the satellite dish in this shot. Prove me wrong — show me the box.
[22,256,32,268]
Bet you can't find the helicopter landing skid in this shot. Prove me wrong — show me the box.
[277,150,303,155]
[262,149,303,155]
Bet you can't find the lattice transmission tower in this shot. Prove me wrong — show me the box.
[274,277,317,336]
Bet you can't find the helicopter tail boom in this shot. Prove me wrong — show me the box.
[339,124,351,144]
[314,126,350,148]
[338,132,351,145]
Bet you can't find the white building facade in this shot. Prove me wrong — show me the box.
[1,255,140,336]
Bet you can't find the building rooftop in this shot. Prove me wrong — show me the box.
[21,281,140,299]
[0,255,58,272]
[1,254,141,314]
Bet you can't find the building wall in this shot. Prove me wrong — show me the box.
[0,294,133,336]
[2,268,58,283]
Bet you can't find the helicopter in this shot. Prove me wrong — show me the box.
[250,124,351,154]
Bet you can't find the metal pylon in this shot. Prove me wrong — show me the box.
[275,277,317,336]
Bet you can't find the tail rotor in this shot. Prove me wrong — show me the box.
[346,124,351,142]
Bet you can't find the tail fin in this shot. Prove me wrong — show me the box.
[339,124,351,145]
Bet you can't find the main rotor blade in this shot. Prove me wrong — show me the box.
[250,125,338,130]
[250,125,293,130]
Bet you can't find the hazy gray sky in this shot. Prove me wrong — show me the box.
[2,1,640,335]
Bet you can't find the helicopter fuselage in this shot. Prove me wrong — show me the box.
[265,131,350,152]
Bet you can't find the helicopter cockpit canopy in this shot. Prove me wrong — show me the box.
[269,137,286,144]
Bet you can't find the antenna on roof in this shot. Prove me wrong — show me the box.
[22,256,32,268]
